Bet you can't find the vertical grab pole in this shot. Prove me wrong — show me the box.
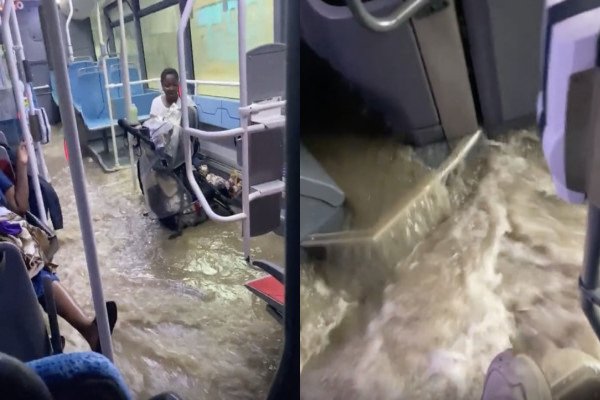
[41,0,114,361]
[10,6,51,183]
[177,0,192,173]
[66,0,74,62]
[97,4,120,169]
[1,1,48,225]
[117,0,136,188]
[237,0,251,262]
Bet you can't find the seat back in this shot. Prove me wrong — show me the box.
[0,350,183,400]
[28,352,133,400]
[0,243,51,362]
[105,57,120,73]
[111,91,158,120]
[79,72,109,123]
[109,66,144,97]
[69,62,96,108]
[0,352,53,400]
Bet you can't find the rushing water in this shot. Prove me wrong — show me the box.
[300,130,600,399]
[43,128,284,399]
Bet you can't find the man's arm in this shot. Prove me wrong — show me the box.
[4,142,29,215]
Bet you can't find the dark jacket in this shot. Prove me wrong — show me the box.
[27,174,63,231]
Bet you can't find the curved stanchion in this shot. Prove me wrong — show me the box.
[177,0,285,259]
[182,137,246,223]
[66,0,74,62]
[345,0,430,32]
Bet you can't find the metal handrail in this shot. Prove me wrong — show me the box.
[66,0,74,61]
[345,0,430,32]
[1,0,48,225]
[42,0,114,361]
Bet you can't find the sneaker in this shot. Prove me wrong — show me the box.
[481,349,552,400]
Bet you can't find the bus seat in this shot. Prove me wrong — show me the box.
[192,95,222,128]
[105,57,120,73]
[0,352,53,399]
[0,243,53,362]
[220,98,241,129]
[68,61,96,111]
[132,90,158,118]
[0,350,183,400]
[108,66,144,98]
[68,61,98,112]
[111,91,158,122]
[78,72,112,131]
[49,71,59,105]
[27,352,133,400]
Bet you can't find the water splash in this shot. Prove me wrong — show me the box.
[301,131,599,399]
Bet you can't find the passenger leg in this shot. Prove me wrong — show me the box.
[50,281,117,352]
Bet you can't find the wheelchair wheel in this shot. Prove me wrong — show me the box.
[158,215,179,231]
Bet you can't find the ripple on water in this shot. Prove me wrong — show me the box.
[44,128,284,399]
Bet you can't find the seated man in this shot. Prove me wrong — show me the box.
[0,142,117,353]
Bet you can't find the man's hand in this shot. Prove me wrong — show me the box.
[17,142,28,166]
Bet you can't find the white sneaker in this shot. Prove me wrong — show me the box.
[481,349,553,400]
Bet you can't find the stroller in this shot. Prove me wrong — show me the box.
[118,116,235,233]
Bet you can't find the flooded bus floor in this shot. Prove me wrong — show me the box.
[300,131,600,399]
[43,127,284,399]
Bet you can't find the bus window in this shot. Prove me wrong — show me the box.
[140,5,179,90]
[190,0,274,99]
[90,8,103,60]
[107,3,133,22]
[113,22,140,67]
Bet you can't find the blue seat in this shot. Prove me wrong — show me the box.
[105,57,120,73]
[191,95,241,129]
[111,91,159,122]
[107,69,121,99]
[192,95,222,127]
[0,351,182,400]
[220,98,241,129]
[78,72,112,131]
[68,61,96,111]
[49,71,59,105]
[28,352,133,400]
[109,67,144,98]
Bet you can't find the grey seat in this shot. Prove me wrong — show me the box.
[0,242,53,362]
